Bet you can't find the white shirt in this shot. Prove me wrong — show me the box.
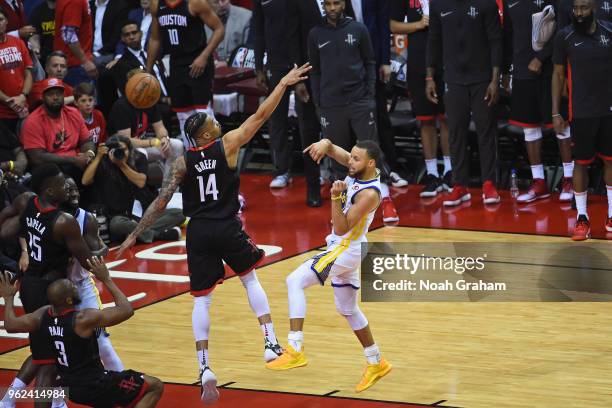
[93,0,109,54]
[314,0,325,17]
[350,0,363,23]
[141,11,152,50]
[127,46,168,96]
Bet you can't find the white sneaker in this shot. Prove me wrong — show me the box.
[389,172,408,187]
[200,367,219,404]
[269,173,291,188]
[238,193,246,214]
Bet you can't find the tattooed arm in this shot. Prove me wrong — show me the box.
[115,156,187,258]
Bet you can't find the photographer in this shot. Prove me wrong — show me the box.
[82,135,184,244]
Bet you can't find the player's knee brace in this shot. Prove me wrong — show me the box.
[334,288,368,330]
[239,270,271,317]
[192,294,212,342]
[556,126,571,140]
[339,306,369,331]
[524,127,543,142]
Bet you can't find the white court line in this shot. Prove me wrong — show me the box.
[102,292,146,308]
[109,271,190,283]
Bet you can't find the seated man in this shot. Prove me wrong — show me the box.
[108,70,183,180]
[28,51,75,108]
[207,0,252,64]
[82,134,184,243]
[20,78,95,183]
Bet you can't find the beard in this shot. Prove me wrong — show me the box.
[45,102,62,115]
[572,13,594,34]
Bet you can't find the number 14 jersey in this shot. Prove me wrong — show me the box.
[182,139,240,220]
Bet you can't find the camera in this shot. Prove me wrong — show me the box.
[105,140,126,161]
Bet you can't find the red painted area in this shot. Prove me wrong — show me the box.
[0,370,436,408]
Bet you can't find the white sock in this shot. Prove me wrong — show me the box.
[563,162,574,178]
[607,186,612,217]
[261,322,278,344]
[531,164,545,180]
[197,348,209,370]
[364,344,381,365]
[51,398,67,408]
[1,377,26,405]
[288,331,304,352]
[425,159,439,177]
[575,191,588,219]
[379,183,390,199]
[443,156,452,174]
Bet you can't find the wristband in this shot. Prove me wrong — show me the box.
[9,160,14,171]
[425,76,434,81]
[151,138,161,147]
[86,149,95,158]
[331,195,343,201]
[552,114,562,118]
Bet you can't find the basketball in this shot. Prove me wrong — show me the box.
[125,72,161,109]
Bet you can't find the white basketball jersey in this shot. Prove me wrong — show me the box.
[327,173,381,248]
[68,208,92,281]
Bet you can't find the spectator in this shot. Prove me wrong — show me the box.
[252,0,293,189]
[391,0,452,197]
[0,0,36,40]
[74,82,107,145]
[20,78,95,182]
[0,8,32,134]
[127,0,155,51]
[426,0,503,207]
[28,50,74,107]
[0,120,27,180]
[503,0,574,204]
[308,0,399,223]
[81,134,185,243]
[54,0,97,86]
[108,70,183,179]
[28,0,55,64]
[552,0,612,240]
[207,0,252,62]
[287,0,324,207]
[348,0,409,189]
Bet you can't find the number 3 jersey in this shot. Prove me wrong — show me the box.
[20,195,70,278]
[182,139,240,220]
[41,308,104,380]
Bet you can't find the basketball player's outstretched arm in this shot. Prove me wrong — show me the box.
[75,257,133,337]
[115,157,187,258]
[146,0,162,73]
[223,63,312,157]
[303,138,350,168]
[0,272,46,333]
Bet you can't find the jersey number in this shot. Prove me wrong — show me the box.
[197,174,219,202]
[28,232,42,262]
[55,341,69,367]
[168,29,179,45]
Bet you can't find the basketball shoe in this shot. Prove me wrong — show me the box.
[571,215,591,241]
[264,338,284,362]
[517,179,550,203]
[265,345,308,370]
[199,367,219,404]
[355,357,392,392]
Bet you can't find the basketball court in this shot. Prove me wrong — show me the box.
[1,174,611,407]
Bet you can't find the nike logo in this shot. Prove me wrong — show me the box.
[318,41,331,49]
[574,42,584,46]
[508,2,519,7]
[261,0,273,5]
[441,11,454,17]
[368,121,375,125]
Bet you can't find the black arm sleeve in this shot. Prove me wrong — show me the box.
[360,25,377,97]
[485,0,504,69]
[252,0,265,72]
[426,3,442,70]
[502,1,513,73]
[308,28,321,107]
[287,0,303,66]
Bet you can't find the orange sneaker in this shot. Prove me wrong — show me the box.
[355,357,392,393]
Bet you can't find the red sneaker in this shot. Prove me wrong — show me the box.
[571,215,591,241]
[606,216,612,233]
[381,197,399,223]
[559,178,573,202]
[443,186,471,207]
[482,180,501,204]
[517,179,550,203]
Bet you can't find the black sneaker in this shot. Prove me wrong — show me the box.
[156,226,181,241]
[264,338,284,362]
[442,171,453,192]
[420,174,443,197]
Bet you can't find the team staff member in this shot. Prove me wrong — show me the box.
[146,0,224,149]
[552,0,612,240]
[309,0,399,223]
[426,0,503,207]
[558,0,612,27]
[503,0,574,203]
[390,0,453,197]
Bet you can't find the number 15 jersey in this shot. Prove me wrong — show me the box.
[19,195,70,278]
[182,139,240,220]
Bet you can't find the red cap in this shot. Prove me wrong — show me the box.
[41,78,65,93]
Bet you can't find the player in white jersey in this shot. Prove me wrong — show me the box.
[64,178,123,372]
[266,139,392,392]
